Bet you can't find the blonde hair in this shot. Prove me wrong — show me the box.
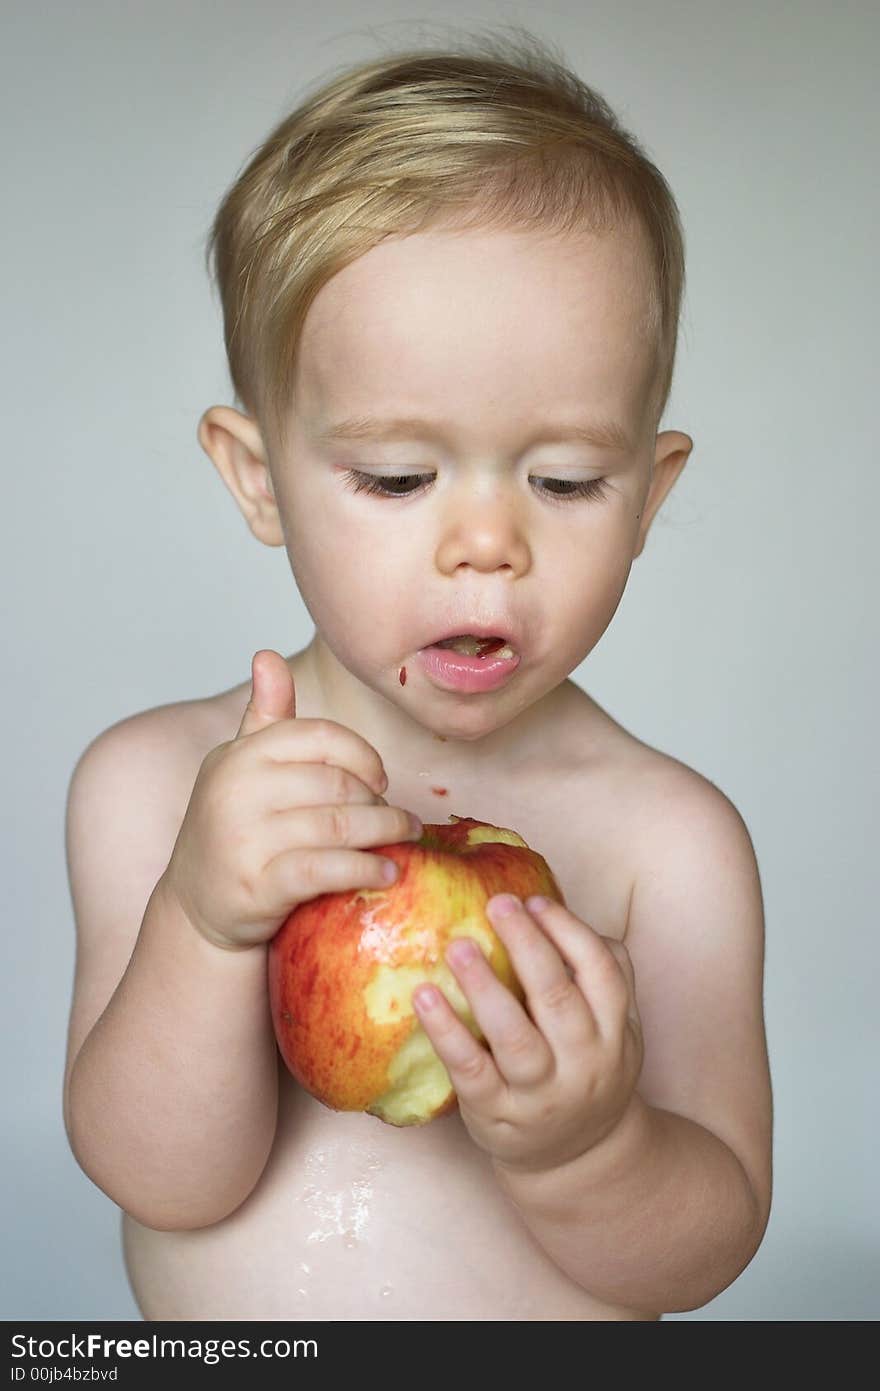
[204,26,686,454]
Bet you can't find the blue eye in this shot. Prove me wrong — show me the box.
[340,470,609,504]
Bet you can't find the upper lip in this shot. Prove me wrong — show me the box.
[421,621,521,651]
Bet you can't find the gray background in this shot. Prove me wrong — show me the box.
[3,0,877,1321]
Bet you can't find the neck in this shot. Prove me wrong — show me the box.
[288,632,578,786]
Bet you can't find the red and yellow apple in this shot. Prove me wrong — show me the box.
[268,814,566,1126]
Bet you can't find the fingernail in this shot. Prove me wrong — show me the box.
[382,859,399,882]
[408,814,423,837]
[489,894,520,917]
[414,985,439,1011]
[448,938,479,966]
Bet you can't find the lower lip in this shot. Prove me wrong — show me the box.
[416,644,522,693]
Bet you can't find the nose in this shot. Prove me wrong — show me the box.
[432,481,531,577]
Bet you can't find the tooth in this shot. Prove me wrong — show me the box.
[436,635,516,658]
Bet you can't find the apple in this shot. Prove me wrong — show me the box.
[268,814,566,1126]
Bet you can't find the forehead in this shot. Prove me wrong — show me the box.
[294,224,658,437]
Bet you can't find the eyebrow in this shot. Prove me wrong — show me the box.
[315,413,634,454]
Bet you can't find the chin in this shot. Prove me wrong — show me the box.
[415,707,525,744]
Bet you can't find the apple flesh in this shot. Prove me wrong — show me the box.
[268,815,566,1126]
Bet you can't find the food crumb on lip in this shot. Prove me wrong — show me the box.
[429,635,515,657]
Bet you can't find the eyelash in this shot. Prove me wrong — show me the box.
[340,470,610,505]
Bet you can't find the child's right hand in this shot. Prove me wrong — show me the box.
[161,649,422,951]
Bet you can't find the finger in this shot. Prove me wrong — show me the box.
[235,650,296,738]
[485,896,597,1056]
[523,897,634,1042]
[411,979,507,1113]
[259,760,392,814]
[248,712,389,797]
[259,800,422,863]
[261,843,402,905]
[442,936,553,1088]
[604,937,641,1034]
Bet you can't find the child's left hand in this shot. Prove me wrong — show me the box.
[411,893,644,1174]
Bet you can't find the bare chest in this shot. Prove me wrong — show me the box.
[121,686,650,1321]
[384,761,634,945]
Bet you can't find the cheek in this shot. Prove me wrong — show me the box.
[556,507,633,575]
[283,511,400,641]
[290,540,381,609]
[549,523,636,642]
[589,521,637,602]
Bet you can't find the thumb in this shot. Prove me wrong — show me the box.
[235,649,296,739]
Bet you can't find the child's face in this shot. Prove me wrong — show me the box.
[201,224,691,759]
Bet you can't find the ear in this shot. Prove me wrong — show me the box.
[197,405,286,547]
[634,431,694,558]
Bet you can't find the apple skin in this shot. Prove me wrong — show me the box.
[268,814,566,1126]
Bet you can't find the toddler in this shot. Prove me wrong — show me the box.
[63,30,772,1321]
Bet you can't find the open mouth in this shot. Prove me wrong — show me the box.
[431,634,517,659]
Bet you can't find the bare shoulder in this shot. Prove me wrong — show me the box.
[65,701,211,897]
[624,735,761,913]
[619,734,754,840]
[72,692,223,791]
[65,691,220,926]
[63,694,226,1133]
[620,734,760,886]
[563,691,753,845]
[617,732,765,971]
[606,731,772,1235]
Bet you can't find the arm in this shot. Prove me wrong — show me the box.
[63,716,278,1232]
[492,1092,763,1314]
[493,771,773,1314]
